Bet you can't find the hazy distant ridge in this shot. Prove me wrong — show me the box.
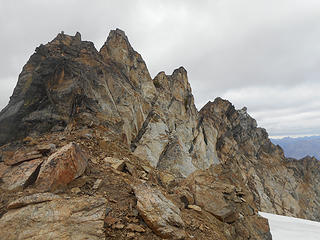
[271,136,320,160]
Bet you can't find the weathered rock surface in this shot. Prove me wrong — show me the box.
[132,182,186,239]
[0,158,43,191]
[132,68,219,177]
[126,223,145,233]
[35,142,87,191]
[0,29,217,179]
[183,166,272,239]
[3,149,42,166]
[7,192,61,209]
[0,195,106,240]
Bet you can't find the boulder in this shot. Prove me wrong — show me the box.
[132,183,186,239]
[189,172,239,223]
[35,142,87,191]
[0,158,43,191]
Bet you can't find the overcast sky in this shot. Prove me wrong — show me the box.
[1,0,320,137]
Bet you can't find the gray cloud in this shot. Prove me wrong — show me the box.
[1,0,320,137]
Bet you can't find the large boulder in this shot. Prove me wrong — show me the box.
[132,182,186,239]
[35,142,87,191]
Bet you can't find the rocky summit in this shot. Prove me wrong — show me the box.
[0,29,319,240]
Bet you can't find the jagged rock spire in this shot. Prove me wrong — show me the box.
[0,29,214,178]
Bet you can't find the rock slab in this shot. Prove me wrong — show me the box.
[0,195,106,240]
[132,182,186,239]
[0,158,43,191]
[35,142,87,191]
[7,192,61,209]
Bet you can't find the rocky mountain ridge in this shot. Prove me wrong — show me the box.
[0,29,319,239]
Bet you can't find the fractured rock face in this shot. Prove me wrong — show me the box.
[3,149,42,166]
[0,29,219,179]
[132,68,217,177]
[199,97,320,222]
[0,195,106,240]
[0,158,43,191]
[132,182,186,239]
[0,30,153,149]
[183,166,272,240]
[35,142,87,191]
[100,28,156,102]
[186,169,239,223]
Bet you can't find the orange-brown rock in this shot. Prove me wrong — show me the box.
[7,192,61,209]
[3,150,42,166]
[35,142,87,191]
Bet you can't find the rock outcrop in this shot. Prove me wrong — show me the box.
[0,29,319,239]
[0,29,215,178]
[180,164,272,239]
[200,98,320,221]
[0,141,87,192]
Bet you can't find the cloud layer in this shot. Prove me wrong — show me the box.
[1,0,320,137]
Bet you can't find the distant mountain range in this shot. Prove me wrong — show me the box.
[271,136,320,160]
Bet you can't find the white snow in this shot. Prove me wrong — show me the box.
[259,212,320,240]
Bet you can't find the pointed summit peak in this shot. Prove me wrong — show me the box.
[100,28,136,64]
[170,66,190,90]
[174,66,187,74]
[172,66,188,79]
[74,32,81,41]
[109,28,128,41]
[112,28,128,40]
[101,28,133,53]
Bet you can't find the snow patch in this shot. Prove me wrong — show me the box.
[259,212,320,240]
